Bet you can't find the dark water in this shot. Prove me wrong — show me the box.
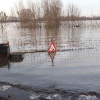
[0,22,100,99]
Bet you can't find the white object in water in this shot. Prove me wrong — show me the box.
[79,95,98,100]
[30,94,40,99]
[0,85,11,91]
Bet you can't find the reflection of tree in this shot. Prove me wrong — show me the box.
[67,27,81,48]
[45,28,61,50]
[66,3,81,27]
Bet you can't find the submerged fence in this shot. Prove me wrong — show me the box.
[9,36,100,53]
[0,36,100,69]
[0,21,100,68]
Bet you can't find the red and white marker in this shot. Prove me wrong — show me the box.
[48,42,56,53]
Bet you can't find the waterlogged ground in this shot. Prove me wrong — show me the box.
[0,22,100,99]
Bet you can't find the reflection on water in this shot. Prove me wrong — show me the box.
[7,23,100,53]
[0,53,24,69]
[0,22,100,99]
[10,53,24,62]
[0,54,10,69]
[48,52,56,66]
[0,22,100,71]
[1,23,100,70]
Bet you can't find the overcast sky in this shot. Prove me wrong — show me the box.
[0,0,100,17]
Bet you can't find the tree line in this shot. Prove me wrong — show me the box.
[0,0,100,28]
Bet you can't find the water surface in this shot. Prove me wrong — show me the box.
[0,22,100,100]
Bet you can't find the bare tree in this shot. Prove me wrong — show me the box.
[31,1,42,28]
[0,11,7,42]
[42,0,62,28]
[15,0,41,28]
[66,3,81,27]
[15,1,27,28]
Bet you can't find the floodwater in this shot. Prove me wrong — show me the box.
[0,22,100,100]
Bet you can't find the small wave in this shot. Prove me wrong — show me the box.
[30,94,61,100]
[0,81,100,100]
[29,93,99,100]
[78,95,98,100]
[0,85,11,91]
[30,94,40,99]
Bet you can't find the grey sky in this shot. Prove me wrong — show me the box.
[0,0,100,17]
[63,0,100,16]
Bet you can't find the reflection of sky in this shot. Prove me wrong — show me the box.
[0,0,100,16]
